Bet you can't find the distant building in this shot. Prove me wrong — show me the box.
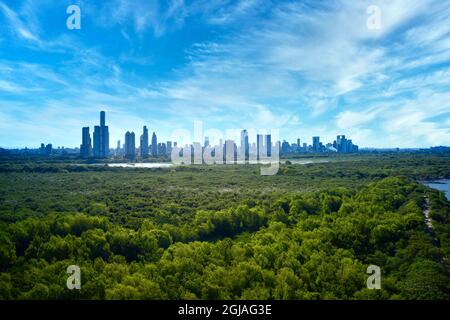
[224,140,237,163]
[151,132,158,157]
[93,111,109,158]
[281,140,290,154]
[80,127,92,157]
[140,126,149,158]
[124,131,136,159]
[158,142,166,156]
[166,141,173,156]
[266,135,272,157]
[45,144,52,155]
[116,140,121,156]
[335,135,358,153]
[313,136,320,152]
[240,130,249,161]
[256,134,264,160]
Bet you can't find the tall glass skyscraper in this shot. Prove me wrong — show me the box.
[240,130,249,161]
[151,132,158,157]
[80,127,92,157]
[140,126,149,158]
[93,111,109,158]
[125,131,135,159]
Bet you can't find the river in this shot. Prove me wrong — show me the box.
[422,179,450,200]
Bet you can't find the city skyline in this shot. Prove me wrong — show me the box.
[76,111,360,159]
[1,109,449,153]
[0,1,449,148]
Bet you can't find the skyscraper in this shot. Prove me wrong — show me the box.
[80,127,92,157]
[151,132,158,157]
[124,131,135,159]
[313,136,320,152]
[93,111,109,158]
[166,141,172,156]
[140,126,149,158]
[257,134,265,160]
[266,134,272,157]
[240,129,249,161]
[116,140,121,156]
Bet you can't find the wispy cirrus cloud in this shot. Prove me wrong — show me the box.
[0,0,449,148]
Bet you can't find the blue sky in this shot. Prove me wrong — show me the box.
[0,0,449,148]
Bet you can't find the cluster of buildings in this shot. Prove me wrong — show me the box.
[280,135,359,155]
[2,113,447,157]
[78,111,359,160]
[80,111,174,159]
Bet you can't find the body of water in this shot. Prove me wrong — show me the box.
[104,159,329,168]
[422,179,450,200]
[287,159,329,165]
[106,163,173,168]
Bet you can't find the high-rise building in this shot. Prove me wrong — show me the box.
[224,140,236,164]
[116,140,121,156]
[80,127,92,157]
[240,130,249,161]
[313,136,320,152]
[158,142,167,156]
[266,134,272,157]
[166,141,172,156]
[140,126,149,158]
[204,136,210,148]
[151,132,158,157]
[93,111,109,158]
[45,144,52,155]
[124,131,135,159]
[256,134,264,160]
[281,140,290,154]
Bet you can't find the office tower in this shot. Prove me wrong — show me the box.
[281,140,290,154]
[40,143,45,155]
[45,144,52,155]
[166,141,172,156]
[224,140,236,164]
[240,129,249,161]
[266,134,272,157]
[297,138,300,147]
[80,127,92,157]
[93,111,109,158]
[158,143,167,156]
[256,134,272,158]
[256,134,264,160]
[204,136,210,148]
[313,136,320,152]
[140,126,149,158]
[336,135,347,153]
[151,132,158,157]
[116,140,121,156]
[124,131,135,159]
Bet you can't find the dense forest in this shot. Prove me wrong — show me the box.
[0,154,449,299]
